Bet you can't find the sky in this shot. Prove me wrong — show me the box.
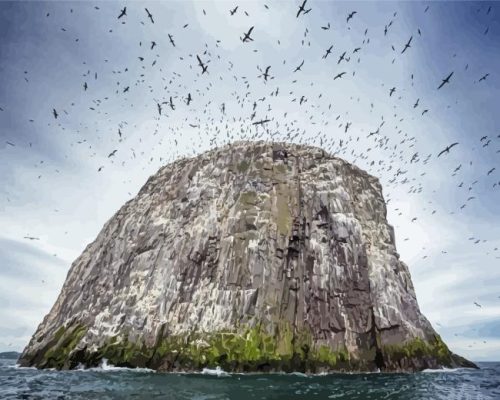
[0,0,499,361]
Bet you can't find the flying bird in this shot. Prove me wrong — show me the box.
[241,26,254,42]
[337,51,346,64]
[24,236,40,240]
[108,149,117,157]
[118,7,126,19]
[168,96,175,110]
[334,72,346,80]
[196,55,208,74]
[437,142,459,157]
[259,65,271,81]
[367,128,380,137]
[478,73,489,82]
[168,34,175,47]
[52,109,58,119]
[401,36,413,53]
[322,45,333,59]
[230,6,238,15]
[293,60,304,72]
[347,11,357,23]
[296,0,311,18]
[437,72,454,89]
[145,8,154,23]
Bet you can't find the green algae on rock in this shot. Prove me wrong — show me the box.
[19,141,477,372]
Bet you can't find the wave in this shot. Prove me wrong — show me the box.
[10,364,38,370]
[77,358,155,373]
[284,371,310,378]
[422,367,465,373]
[200,366,231,377]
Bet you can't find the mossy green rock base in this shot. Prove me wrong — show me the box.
[21,322,475,372]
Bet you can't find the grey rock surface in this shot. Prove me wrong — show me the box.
[19,141,475,372]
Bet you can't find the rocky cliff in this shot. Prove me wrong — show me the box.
[19,141,475,372]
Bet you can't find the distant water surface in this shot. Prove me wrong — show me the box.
[1,356,499,399]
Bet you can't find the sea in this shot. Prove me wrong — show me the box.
[0,355,499,399]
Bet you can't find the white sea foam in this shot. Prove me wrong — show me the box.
[287,371,310,378]
[201,366,231,377]
[9,364,37,370]
[422,367,464,373]
[77,358,155,373]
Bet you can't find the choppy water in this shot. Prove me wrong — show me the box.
[1,356,499,399]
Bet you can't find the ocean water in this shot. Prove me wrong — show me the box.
[1,356,499,399]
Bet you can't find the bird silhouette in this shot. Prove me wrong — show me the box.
[347,11,357,23]
[337,51,346,64]
[117,7,126,19]
[437,142,459,157]
[241,26,255,42]
[296,0,311,18]
[438,72,454,89]
[478,73,489,82]
[401,36,413,54]
[168,34,175,47]
[196,55,208,74]
[145,8,154,23]
[323,45,333,59]
[293,60,305,72]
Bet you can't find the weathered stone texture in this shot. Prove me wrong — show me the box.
[19,141,475,372]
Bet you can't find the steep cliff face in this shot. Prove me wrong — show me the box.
[19,141,475,372]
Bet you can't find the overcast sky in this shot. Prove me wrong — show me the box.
[0,1,499,361]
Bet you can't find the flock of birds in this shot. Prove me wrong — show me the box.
[0,1,498,350]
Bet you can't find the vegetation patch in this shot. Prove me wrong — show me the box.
[237,160,250,173]
[382,335,453,367]
[37,324,453,373]
[238,191,258,210]
[55,323,352,372]
[275,187,291,236]
[42,323,87,369]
